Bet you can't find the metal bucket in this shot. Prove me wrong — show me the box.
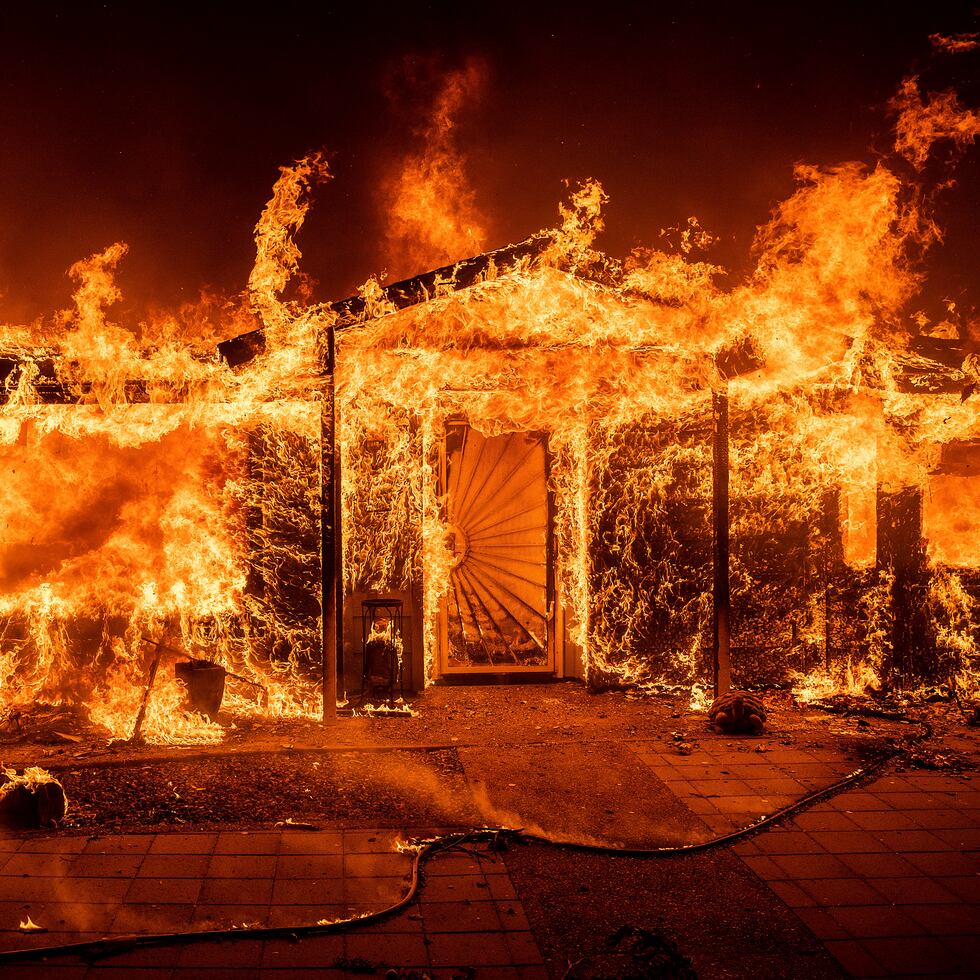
[174,659,226,720]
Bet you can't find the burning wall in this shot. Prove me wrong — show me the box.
[0,161,331,743]
[338,81,980,699]
[1,73,979,741]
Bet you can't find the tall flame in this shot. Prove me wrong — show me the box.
[382,60,489,278]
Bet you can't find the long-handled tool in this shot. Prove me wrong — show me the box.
[130,636,169,743]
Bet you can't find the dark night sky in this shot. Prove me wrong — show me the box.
[0,2,977,328]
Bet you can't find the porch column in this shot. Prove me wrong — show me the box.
[876,485,930,685]
[712,388,732,697]
[321,325,339,722]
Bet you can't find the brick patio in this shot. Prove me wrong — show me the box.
[630,738,857,837]
[727,770,980,977]
[0,829,546,978]
[632,738,980,979]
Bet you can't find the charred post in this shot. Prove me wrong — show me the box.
[320,325,339,722]
[712,388,732,697]
[820,488,844,671]
[876,486,933,685]
[245,429,266,599]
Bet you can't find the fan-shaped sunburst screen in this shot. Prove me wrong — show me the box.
[442,426,553,672]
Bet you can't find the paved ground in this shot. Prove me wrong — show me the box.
[0,694,976,978]
[734,770,980,977]
[0,830,544,977]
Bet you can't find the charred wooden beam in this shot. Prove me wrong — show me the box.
[0,356,71,405]
[712,388,731,697]
[893,337,978,397]
[329,232,554,327]
[935,439,980,476]
[892,356,969,396]
[217,233,554,371]
[876,486,933,685]
[714,334,765,381]
[217,329,267,371]
[909,335,975,368]
[0,355,161,406]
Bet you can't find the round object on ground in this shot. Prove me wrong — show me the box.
[708,690,766,735]
[0,768,67,828]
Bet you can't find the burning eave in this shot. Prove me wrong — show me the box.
[893,335,979,397]
[217,231,556,371]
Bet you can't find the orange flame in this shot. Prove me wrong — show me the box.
[891,76,980,171]
[1,70,979,738]
[382,60,489,278]
[929,33,980,54]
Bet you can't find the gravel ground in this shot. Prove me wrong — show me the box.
[504,838,844,979]
[50,748,478,832]
[2,685,938,840]
[2,684,927,770]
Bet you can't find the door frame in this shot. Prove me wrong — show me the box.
[435,421,561,678]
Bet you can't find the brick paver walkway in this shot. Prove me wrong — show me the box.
[634,738,980,977]
[0,829,546,977]
[630,739,857,836]
[732,770,980,977]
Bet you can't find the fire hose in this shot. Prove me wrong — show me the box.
[0,717,933,965]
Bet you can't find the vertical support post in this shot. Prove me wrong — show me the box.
[321,325,338,723]
[245,430,266,600]
[334,356,345,704]
[821,490,840,672]
[820,487,845,673]
[876,485,929,685]
[712,388,732,698]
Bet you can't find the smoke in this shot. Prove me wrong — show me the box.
[465,781,712,849]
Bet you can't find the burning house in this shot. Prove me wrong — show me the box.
[251,160,979,706]
[1,76,979,745]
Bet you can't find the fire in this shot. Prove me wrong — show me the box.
[1,65,979,741]
[0,157,329,743]
[891,76,980,171]
[382,59,489,279]
[338,72,980,701]
[930,33,980,54]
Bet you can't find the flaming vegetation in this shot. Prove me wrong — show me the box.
[0,73,979,743]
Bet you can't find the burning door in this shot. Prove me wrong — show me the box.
[440,424,555,674]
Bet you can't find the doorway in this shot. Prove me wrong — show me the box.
[439,424,555,675]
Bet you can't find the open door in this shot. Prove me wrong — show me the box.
[440,424,555,674]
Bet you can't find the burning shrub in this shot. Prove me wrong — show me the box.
[0,766,67,829]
